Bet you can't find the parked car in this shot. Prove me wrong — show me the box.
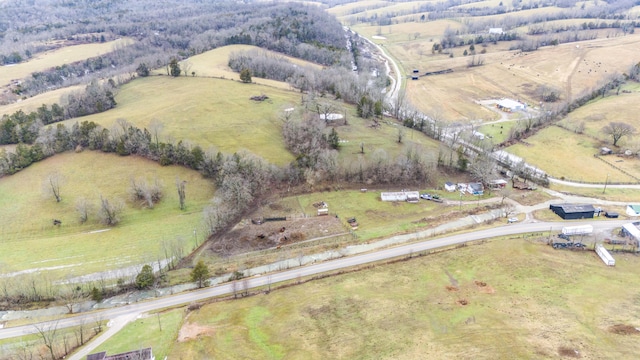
[420,193,431,200]
[508,217,518,223]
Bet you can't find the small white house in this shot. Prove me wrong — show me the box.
[489,27,504,34]
[444,182,456,192]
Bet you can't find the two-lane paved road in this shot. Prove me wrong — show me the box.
[0,219,627,340]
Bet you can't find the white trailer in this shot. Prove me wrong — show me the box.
[562,225,593,236]
[595,244,615,266]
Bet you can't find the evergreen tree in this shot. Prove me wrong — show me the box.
[169,59,181,77]
[136,63,150,77]
[240,68,252,83]
[191,260,211,288]
[327,128,340,149]
[135,264,155,289]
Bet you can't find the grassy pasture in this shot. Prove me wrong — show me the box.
[548,184,640,202]
[91,309,184,360]
[468,6,567,24]
[452,0,508,9]
[559,90,640,143]
[169,45,322,90]
[0,85,82,116]
[167,238,640,359]
[326,0,391,18]
[399,33,640,121]
[351,1,640,122]
[0,151,214,278]
[477,121,517,144]
[293,188,482,240]
[337,1,436,19]
[353,20,466,45]
[333,116,440,163]
[507,125,637,183]
[59,76,298,165]
[0,38,132,87]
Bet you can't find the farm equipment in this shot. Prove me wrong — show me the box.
[551,241,586,250]
[347,217,358,230]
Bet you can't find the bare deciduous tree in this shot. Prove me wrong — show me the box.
[43,172,64,203]
[34,321,59,360]
[129,177,163,208]
[602,121,635,146]
[176,177,187,210]
[469,154,497,186]
[58,282,84,314]
[98,196,124,226]
[75,197,92,223]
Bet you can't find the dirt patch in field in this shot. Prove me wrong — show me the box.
[457,298,469,306]
[207,216,347,256]
[474,280,496,294]
[558,346,581,358]
[445,285,459,292]
[608,324,640,335]
[178,322,215,342]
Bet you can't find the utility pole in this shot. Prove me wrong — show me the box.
[603,173,610,194]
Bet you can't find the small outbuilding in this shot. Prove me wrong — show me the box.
[381,191,420,202]
[626,205,640,217]
[549,204,595,220]
[467,182,484,195]
[444,182,456,192]
[88,348,155,360]
[488,179,508,189]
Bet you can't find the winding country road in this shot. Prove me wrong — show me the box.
[0,219,628,341]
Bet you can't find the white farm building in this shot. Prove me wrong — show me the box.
[496,98,526,112]
[381,191,420,203]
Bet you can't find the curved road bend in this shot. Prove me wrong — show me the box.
[0,219,628,340]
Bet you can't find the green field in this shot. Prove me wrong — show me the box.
[60,76,299,165]
[0,151,214,278]
[507,125,638,183]
[0,85,83,116]
[293,189,476,240]
[131,238,640,359]
[0,38,132,87]
[177,44,322,90]
[91,309,184,359]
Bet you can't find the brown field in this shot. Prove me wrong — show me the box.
[0,85,82,116]
[326,0,391,17]
[399,34,640,121]
[354,20,466,45]
[507,125,637,182]
[559,90,640,143]
[0,38,132,88]
[168,44,323,90]
[167,238,640,359]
